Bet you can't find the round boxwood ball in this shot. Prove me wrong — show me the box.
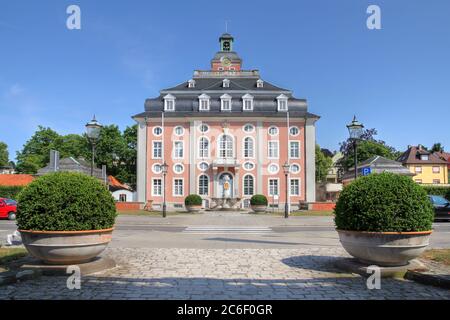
[250,194,268,206]
[334,172,434,232]
[17,172,117,231]
[184,194,202,206]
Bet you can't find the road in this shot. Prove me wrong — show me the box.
[1,212,449,249]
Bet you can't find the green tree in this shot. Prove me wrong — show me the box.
[0,142,9,167]
[430,143,444,153]
[316,145,333,183]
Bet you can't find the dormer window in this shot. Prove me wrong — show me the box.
[198,93,210,111]
[256,79,264,88]
[188,79,196,88]
[163,94,176,111]
[277,94,288,112]
[223,79,230,88]
[242,93,254,111]
[420,154,429,161]
[221,94,232,111]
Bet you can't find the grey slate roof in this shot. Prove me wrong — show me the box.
[37,157,104,180]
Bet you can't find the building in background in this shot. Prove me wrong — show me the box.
[434,150,450,184]
[133,33,319,210]
[397,145,448,185]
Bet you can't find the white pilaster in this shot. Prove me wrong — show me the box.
[256,120,263,194]
[136,119,147,203]
[305,119,317,202]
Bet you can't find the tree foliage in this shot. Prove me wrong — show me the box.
[430,143,444,153]
[0,142,9,167]
[315,145,333,182]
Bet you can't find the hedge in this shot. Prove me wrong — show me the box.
[250,194,268,206]
[0,186,24,200]
[421,186,450,200]
[184,194,202,206]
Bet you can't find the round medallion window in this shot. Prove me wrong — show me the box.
[268,163,279,174]
[153,127,162,136]
[290,164,300,173]
[243,124,255,133]
[174,126,184,136]
[289,126,299,136]
[198,162,209,171]
[152,163,162,174]
[243,161,255,171]
[173,163,184,174]
[199,124,209,133]
[268,126,279,136]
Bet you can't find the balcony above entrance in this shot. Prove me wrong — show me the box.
[212,159,240,168]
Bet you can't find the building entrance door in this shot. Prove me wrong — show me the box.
[218,172,234,198]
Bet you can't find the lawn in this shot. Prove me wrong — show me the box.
[269,210,334,217]
[118,210,187,216]
[421,249,450,266]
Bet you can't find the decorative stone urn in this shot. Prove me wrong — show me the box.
[20,228,114,265]
[251,205,267,213]
[337,230,432,267]
[185,205,202,213]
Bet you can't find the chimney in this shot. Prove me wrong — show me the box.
[49,150,60,172]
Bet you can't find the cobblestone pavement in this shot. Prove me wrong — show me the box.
[1,248,449,300]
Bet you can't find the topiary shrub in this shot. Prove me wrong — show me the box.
[250,194,268,206]
[17,172,117,231]
[334,172,434,232]
[184,194,202,206]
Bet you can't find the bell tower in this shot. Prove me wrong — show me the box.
[210,33,242,72]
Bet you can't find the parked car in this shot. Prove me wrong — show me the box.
[0,198,17,220]
[428,195,450,221]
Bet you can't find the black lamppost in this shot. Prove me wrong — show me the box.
[161,161,169,218]
[85,116,103,177]
[282,161,290,219]
[346,116,364,180]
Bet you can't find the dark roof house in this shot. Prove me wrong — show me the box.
[397,145,448,165]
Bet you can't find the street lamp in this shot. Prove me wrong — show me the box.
[161,161,169,218]
[282,161,290,219]
[85,115,103,176]
[346,116,364,180]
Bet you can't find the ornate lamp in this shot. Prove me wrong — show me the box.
[85,116,103,176]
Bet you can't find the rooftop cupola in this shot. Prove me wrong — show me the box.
[211,33,242,72]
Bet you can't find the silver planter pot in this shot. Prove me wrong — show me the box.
[251,205,267,213]
[20,228,113,265]
[186,205,202,213]
[337,229,432,267]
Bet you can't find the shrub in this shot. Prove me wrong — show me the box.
[334,172,434,232]
[17,172,117,231]
[184,194,202,206]
[250,194,268,206]
[0,186,23,200]
[421,186,450,200]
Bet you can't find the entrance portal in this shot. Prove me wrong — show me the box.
[218,172,234,198]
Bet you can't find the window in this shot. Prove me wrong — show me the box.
[433,166,441,173]
[152,163,162,174]
[163,94,176,111]
[242,94,254,111]
[198,94,210,111]
[174,126,184,136]
[223,79,230,88]
[198,162,209,171]
[290,164,300,174]
[290,179,300,196]
[219,135,233,158]
[269,179,279,196]
[188,79,195,88]
[433,179,441,184]
[289,126,299,136]
[152,179,162,196]
[199,137,209,158]
[153,141,162,159]
[268,163,279,174]
[174,141,183,159]
[198,175,209,195]
[199,123,209,133]
[243,161,255,171]
[173,179,183,196]
[243,175,254,196]
[153,127,162,136]
[420,155,429,161]
[119,194,127,202]
[277,94,288,111]
[268,141,279,158]
[173,163,184,174]
[221,94,232,111]
[268,126,279,136]
[290,141,300,158]
[243,123,254,133]
[243,137,254,158]
[256,79,264,88]
[415,166,422,173]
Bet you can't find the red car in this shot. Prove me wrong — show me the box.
[0,198,17,220]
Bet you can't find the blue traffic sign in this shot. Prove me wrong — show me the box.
[361,167,372,176]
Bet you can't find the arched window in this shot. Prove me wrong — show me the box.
[219,135,233,158]
[243,137,254,158]
[198,175,209,195]
[243,175,254,196]
[199,137,209,158]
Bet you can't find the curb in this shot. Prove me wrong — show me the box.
[405,270,450,290]
[0,269,42,286]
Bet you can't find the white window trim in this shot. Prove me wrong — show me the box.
[256,79,264,88]
[198,161,210,171]
[289,140,301,159]
[242,136,255,159]
[151,178,163,197]
[153,126,163,136]
[223,79,230,88]
[277,94,288,112]
[289,178,301,196]
[173,163,185,175]
[242,173,255,196]
[290,163,301,174]
[220,93,232,111]
[163,94,176,112]
[188,79,196,88]
[268,178,280,197]
[198,136,210,159]
[242,123,255,133]
[151,163,163,174]
[174,126,184,137]
[268,163,280,175]
[198,94,210,111]
[243,161,255,171]
[198,123,210,133]
[172,178,184,197]
[268,140,280,159]
[217,134,235,158]
[173,141,184,159]
[242,94,254,111]
[268,126,279,136]
[289,126,300,136]
[197,174,209,196]
[152,140,162,159]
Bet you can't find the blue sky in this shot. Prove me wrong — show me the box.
[1,0,449,161]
